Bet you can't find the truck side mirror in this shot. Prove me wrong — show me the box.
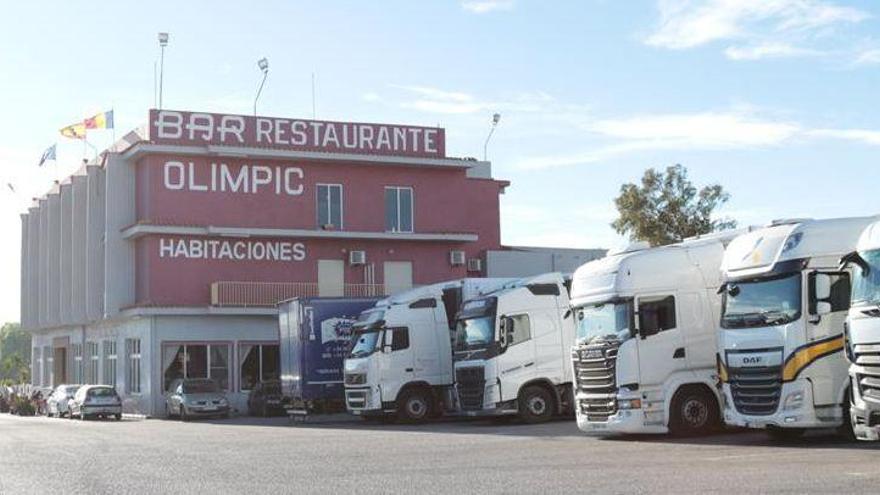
[814,273,832,301]
[816,301,832,316]
[383,345,392,354]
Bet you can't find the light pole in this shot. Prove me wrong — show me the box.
[157,32,169,109]
[483,112,501,161]
[254,57,269,116]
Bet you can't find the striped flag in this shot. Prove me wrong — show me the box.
[84,110,114,130]
[60,122,87,140]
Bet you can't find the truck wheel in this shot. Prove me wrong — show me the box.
[837,389,856,441]
[767,427,805,441]
[518,386,555,424]
[669,387,719,436]
[397,389,432,423]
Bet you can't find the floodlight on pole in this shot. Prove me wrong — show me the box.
[157,32,169,109]
[483,112,501,161]
[254,57,269,116]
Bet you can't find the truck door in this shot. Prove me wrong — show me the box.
[635,293,685,392]
[497,312,537,402]
[806,271,851,405]
[379,327,415,402]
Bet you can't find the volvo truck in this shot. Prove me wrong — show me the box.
[453,272,575,423]
[343,278,511,422]
[570,232,742,435]
[717,217,875,439]
[278,297,381,418]
[840,220,880,440]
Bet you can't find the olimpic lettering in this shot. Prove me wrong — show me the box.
[159,238,307,262]
[162,161,304,195]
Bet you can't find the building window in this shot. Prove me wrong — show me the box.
[44,346,54,387]
[103,340,117,387]
[239,344,280,391]
[126,339,142,394]
[33,347,41,387]
[71,344,83,385]
[385,186,413,233]
[162,343,231,392]
[85,342,99,385]
[316,184,343,229]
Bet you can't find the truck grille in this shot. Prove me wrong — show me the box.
[572,343,618,421]
[728,365,782,416]
[456,366,485,411]
[854,343,880,402]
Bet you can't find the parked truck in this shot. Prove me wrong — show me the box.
[840,219,880,440]
[717,217,875,439]
[344,279,512,422]
[453,272,575,423]
[278,297,381,418]
[570,231,742,435]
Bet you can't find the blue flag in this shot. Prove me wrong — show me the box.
[38,144,56,166]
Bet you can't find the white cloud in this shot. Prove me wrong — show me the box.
[386,85,560,115]
[646,0,869,60]
[461,0,514,14]
[854,48,880,65]
[807,128,880,145]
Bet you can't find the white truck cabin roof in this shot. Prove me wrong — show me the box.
[722,216,878,279]
[857,220,880,252]
[569,231,744,307]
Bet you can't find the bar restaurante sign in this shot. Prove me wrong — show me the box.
[149,109,446,158]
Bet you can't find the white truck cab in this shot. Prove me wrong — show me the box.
[453,272,575,423]
[717,217,875,439]
[343,279,510,422]
[570,232,739,435]
[840,220,880,440]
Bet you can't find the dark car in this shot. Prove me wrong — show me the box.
[247,380,283,417]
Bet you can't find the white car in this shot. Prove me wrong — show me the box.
[69,385,123,421]
[46,384,81,418]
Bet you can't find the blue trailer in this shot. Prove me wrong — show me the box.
[278,297,380,419]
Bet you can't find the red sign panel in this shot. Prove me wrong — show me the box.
[148,109,446,158]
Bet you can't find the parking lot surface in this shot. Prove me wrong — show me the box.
[0,413,876,494]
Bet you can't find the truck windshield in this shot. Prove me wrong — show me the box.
[575,301,632,344]
[721,272,802,329]
[455,317,495,350]
[853,249,880,307]
[349,330,381,358]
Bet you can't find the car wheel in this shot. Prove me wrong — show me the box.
[397,388,433,423]
[669,387,720,437]
[115,414,122,421]
[518,386,555,424]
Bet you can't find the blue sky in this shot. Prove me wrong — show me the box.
[1,0,879,322]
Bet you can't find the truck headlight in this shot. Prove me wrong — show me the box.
[618,398,642,410]
[783,390,804,411]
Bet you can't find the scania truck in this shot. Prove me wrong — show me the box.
[840,219,880,440]
[717,217,875,439]
[570,232,741,435]
[343,278,511,422]
[453,272,575,423]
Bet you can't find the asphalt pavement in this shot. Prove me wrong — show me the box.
[0,413,877,494]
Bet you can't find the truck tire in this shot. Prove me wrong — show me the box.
[397,389,432,423]
[837,389,856,441]
[518,386,555,424]
[668,387,719,436]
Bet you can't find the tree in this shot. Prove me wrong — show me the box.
[0,322,30,383]
[612,164,736,246]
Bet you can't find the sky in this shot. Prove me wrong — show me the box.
[1,0,879,323]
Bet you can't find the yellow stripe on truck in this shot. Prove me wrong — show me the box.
[781,335,844,382]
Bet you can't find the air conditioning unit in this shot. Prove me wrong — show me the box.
[349,250,366,266]
[467,258,482,273]
[449,250,466,266]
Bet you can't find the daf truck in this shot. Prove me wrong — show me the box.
[570,231,742,435]
[840,219,880,440]
[453,272,575,423]
[343,278,512,422]
[717,217,875,439]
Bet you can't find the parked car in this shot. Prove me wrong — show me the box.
[46,384,81,418]
[69,385,122,421]
[247,380,283,417]
[164,378,230,420]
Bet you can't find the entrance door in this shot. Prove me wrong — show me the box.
[54,348,67,384]
[383,261,413,296]
[318,260,345,297]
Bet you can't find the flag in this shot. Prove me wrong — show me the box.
[38,144,56,166]
[6,183,15,193]
[83,110,113,130]
[60,122,86,140]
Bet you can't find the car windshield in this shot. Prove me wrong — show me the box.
[722,272,802,329]
[575,301,633,344]
[349,330,381,358]
[454,316,495,350]
[183,380,219,394]
[853,249,880,307]
[64,386,80,396]
[88,387,117,398]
